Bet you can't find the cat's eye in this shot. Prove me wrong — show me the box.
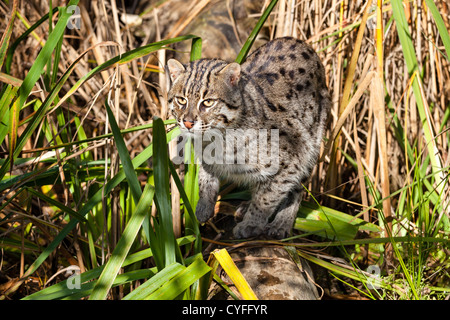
[176,97,187,105]
[201,99,216,108]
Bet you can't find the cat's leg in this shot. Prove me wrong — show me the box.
[264,190,302,239]
[232,186,271,238]
[195,165,220,223]
[235,201,250,221]
[233,180,296,239]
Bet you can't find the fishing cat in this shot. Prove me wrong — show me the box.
[167,37,330,239]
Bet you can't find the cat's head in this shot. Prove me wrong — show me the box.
[166,59,243,133]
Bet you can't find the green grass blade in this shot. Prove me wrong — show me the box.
[61,269,157,300]
[122,262,185,300]
[295,218,357,241]
[296,250,397,295]
[104,100,142,203]
[424,0,450,61]
[50,14,65,88]
[391,1,419,73]
[3,1,79,174]
[0,0,17,70]
[89,183,155,300]
[391,0,447,232]
[23,266,104,300]
[23,237,194,300]
[26,187,87,222]
[235,0,278,64]
[0,6,79,181]
[182,138,200,246]
[5,11,50,73]
[0,85,17,146]
[152,116,178,267]
[0,34,193,181]
[59,35,199,105]
[16,0,78,108]
[168,161,202,254]
[145,254,211,300]
[104,98,156,251]
[18,126,180,282]
[190,37,202,61]
[8,97,20,169]
[28,268,157,300]
[0,119,175,166]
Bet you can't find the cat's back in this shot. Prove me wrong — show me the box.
[243,37,323,77]
[239,37,330,139]
[242,37,327,101]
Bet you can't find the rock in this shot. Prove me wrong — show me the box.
[215,245,319,300]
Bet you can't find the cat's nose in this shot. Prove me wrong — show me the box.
[183,120,195,129]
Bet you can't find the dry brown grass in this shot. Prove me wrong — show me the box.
[1,0,449,299]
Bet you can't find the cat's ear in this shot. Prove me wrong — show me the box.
[219,62,241,87]
[167,59,185,82]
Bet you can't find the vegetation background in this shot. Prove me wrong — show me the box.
[0,0,449,300]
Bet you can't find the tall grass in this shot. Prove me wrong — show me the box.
[0,0,449,300]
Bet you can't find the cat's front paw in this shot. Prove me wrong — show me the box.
[264,221,291,239]
[232,221,264,239]
[195,199,215,223]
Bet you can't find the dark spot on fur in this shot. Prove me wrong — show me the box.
[302,51,311,60]
[219,114,229,123]
[287,89,294,100]
[296,84,304,92]
[317,73,323,84]
[265,72,279,85]
[280,68,286,76]
[298,67,306,74]
[246,61,257,72]
[293,185,302,193]
[275,41,284,50]
[225,102,239,110]
[241,106,247,117]
[288,70,295,80]
[267,101,277,111]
